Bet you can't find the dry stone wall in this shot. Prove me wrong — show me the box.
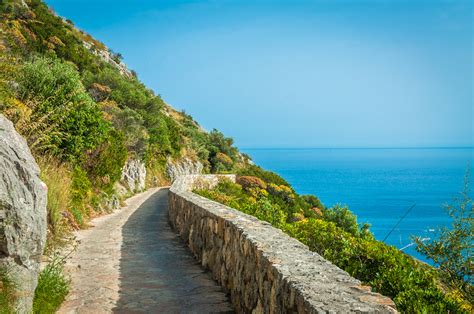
[169,175,397,313]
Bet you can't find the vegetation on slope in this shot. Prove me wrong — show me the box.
[0,0,247,242]
[0,0,246,311]
[195,177,473,313]
[0,0,470,312]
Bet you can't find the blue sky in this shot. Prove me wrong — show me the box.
[46,0,473,148]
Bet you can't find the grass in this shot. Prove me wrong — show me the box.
[37,156,73,249]
[0,267,16,314]
[32,256,69,314]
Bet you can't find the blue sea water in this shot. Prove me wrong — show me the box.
[242,148,473,262]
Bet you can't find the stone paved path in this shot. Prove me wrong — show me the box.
[58,188,233,313]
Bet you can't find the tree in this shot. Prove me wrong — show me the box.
[414,170,473,299]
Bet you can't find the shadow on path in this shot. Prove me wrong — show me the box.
[113,188,233,313]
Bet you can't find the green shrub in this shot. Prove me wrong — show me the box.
[84,129,127,192]
[20,0,102,72]
[33,257,69,314]
[237,164,289,186]
[323,204,368,237]
[301,194,325,210]
[15,56,109,160]
[101,104,148,155]
[70,166,93,226]
[414,175,473,303]
[287,218,466,312]
[200,181,468,312]
[82,67,154,110]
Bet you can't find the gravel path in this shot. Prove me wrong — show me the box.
[58,188,233,313]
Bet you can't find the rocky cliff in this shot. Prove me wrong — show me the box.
[166,157,203,182]
[121,158,146,192]
[0,114,47,312]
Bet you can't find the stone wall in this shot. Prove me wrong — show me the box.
[169,175,397,313]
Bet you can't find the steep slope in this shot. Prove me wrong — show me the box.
[0,0,256,237]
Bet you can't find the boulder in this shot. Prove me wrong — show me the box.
[121,158,146,192]
[166,157,203,182]
[0,114,47,313]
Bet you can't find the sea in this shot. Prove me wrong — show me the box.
[242,148,473,262]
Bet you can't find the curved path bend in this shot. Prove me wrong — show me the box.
[59,188,233,313]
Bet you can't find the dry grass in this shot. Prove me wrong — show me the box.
[36,156,73,248]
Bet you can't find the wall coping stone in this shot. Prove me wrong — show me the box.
[169,174,397,313]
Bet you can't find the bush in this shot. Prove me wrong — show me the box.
[323,204,366,237]
[84,129,127,191]
[287,218,465,313]
[15,56,109,160]
[301,194,325,210]
[237,164,289,186]
[101,104,148,155]
[237,175,267,190]
[414,174,473,302]
[199,182,468,312]
[37,156,72,247]
[33,257,69,314]
[70,166,93,226]
[82,67,156,110]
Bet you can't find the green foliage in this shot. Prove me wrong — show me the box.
[288,218,464,313]
[237,164,289,186]
[0,267,16,314]
[33,257,69,314]
[102,104,148,155]
[145,117,180,159]
[82,67,157,110]
[16,56,109,160]
[207,129,238,172]
[414,173,473,302]
[301,194,325,210]
[84,129,127,191]
[243,198,287,227]
[70,166,92,226]
[198,178,469,312]
[323,204,370,237]
[37,156,72,245]
[18,0,103,72]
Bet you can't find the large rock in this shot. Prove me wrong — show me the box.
[121,158,146,192]
[166,157,203,182]
[0,114,47,313]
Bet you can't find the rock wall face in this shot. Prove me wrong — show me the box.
[121,158,146,192]
[0,115,47,313]
[169,175,397,313]
[166,157,203,182]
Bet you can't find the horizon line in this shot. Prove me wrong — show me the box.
[240,146,474,150]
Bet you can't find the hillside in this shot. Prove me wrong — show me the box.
[0,0,471,313]
[0,0,255,235]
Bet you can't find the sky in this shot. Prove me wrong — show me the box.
[46,0,473,148]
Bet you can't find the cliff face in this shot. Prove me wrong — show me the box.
[0,114,47,312]
[166,158,203,182]
[121,158,146,192]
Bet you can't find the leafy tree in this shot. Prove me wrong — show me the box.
[414,172,473,299]
[323,204,370,237]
